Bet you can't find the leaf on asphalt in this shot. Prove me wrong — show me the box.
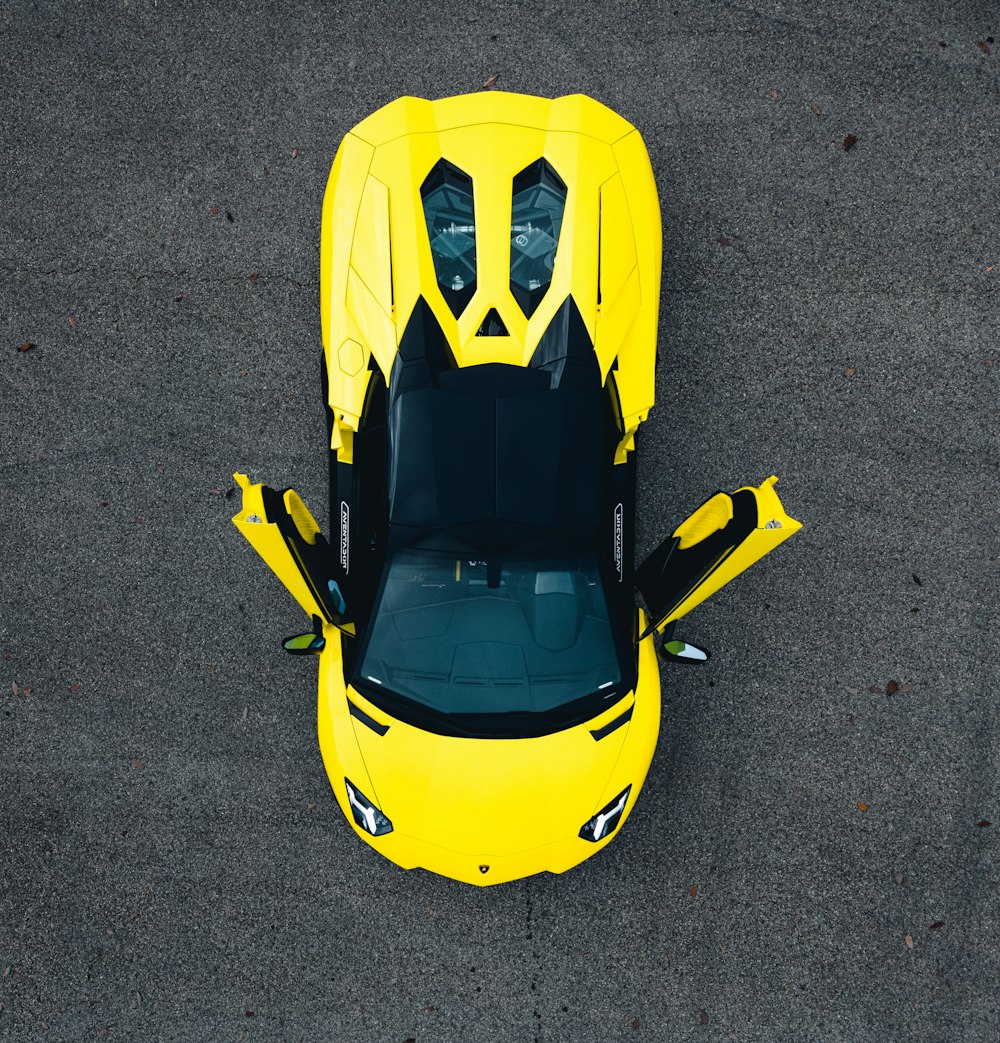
[2,650,11,660]
[211,206,219,215]
[846,686,860,695]
[308,802,317,810]
[248,272,259,282]
[769,88,779,99]
[689,884,698,897]
[174,293,188,302]
[245,1010,255,1018]
[843,134,858,151]
[18,341,35,352]
[700,1009,710,1025]
[939,40,947,47]
[894,871,905,884]
[717,236,734,247]
[887,680,898,696]
[811,103,823,116]
[20,688,31,698]
[69,682,81,692]
[900,683,913,692]
[131,759,145,770]
[68,315,78,330]
[977,820,992,828]
[869,686,883,694]
[242,704,249,720]
[930,921,944,929]
[845,367,857,376]
[291,147,299,158]
[856,802,868,812]
[632,1017,641,1030]
[977,39,991,55]
[905,934,914,949]
[482,74,499,88]
[911,572,922,585]
[10,682,17,695]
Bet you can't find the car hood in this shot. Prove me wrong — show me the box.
[347,690,633,857]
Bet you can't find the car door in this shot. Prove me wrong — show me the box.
[232,472,350,627]
[636,475,800,634]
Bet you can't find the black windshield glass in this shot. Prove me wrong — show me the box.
[357,550,621,725]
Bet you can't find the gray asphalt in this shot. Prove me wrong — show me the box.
[2,1,998,1041]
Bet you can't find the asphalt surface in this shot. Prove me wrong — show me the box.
[2,1,999,1040]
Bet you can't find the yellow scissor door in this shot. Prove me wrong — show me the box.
[636,476,801,634]
[232,472,348,625]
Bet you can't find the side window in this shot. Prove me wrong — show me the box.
[510,160,567,318]
[421,161,476,317]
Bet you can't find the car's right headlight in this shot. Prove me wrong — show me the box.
[579,785,631,842]
[344,779,393,836]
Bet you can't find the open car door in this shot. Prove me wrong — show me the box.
[232,472,349,627]
[636,475,801,635]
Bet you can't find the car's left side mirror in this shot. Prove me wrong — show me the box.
[281,633,326,656]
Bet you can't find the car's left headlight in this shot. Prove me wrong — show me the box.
[345,779,393,836]
[579,785,631,842]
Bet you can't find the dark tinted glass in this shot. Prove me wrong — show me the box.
[510,160,567,317]
[358,551,621,719]
[421,161,476,316]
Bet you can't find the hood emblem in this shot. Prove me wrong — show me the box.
[479,865,490,874]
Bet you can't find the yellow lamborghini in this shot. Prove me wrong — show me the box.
[232,92,801,886]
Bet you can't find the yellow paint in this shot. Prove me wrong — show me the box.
[673,492,734,549]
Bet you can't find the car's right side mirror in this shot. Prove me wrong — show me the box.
[659,639,710,664]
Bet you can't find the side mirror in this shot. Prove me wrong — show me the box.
[659,639,710,664]
[282,633,326,656]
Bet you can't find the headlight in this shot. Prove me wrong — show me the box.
[344,779,393,836]
[579,785,631,842]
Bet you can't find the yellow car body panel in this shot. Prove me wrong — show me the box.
[317,617,661,887]
[661,476,802,627]
[231,472,330,621]
[319,91,661,462]
[232,91,801,886]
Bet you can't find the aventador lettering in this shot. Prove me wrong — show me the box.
[614,502,623,581]
[340,500,350,573]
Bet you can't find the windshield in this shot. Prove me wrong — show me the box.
[356,550,622,724]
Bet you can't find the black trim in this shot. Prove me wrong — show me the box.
[260,484,342,624]
[590,704,633,741]
[636,488,758,631]
[348,699,390,736]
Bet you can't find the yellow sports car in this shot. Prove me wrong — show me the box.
[232,92,800,886]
